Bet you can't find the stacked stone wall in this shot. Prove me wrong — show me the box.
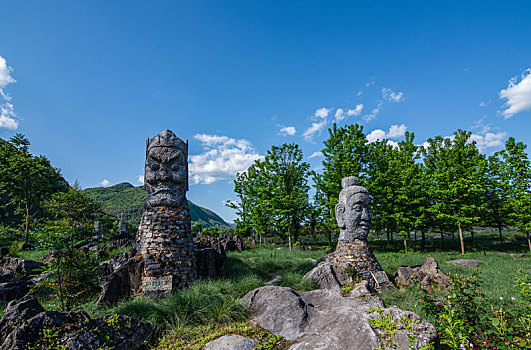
[334,239,389,287]
[137,206,196,290]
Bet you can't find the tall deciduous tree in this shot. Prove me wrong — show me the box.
[0,134,68,241]
[498,137,531,252]
[314,123,370,233]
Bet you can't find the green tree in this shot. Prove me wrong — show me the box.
[314,123,370,233]
[0,134,68,242]
[422,130,486,254]
[483,154,511,246]
[43,182,102,229]
[498,137,531,252]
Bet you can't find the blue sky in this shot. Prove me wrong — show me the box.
[1,1,530,222]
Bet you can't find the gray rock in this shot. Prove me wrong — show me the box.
[1,257,45,276]
[0,296,152,350]
[510,253,526,258]
[204,335,255,350]
[0,279,32,304]
[394,257,449,288]
[243,285,438,350]
[447,259,484,268]
[97,249,144,305]
[303,262,349,291]
[195,247,226,279]
[242,286,313,340]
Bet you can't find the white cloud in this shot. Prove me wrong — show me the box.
[137,175,144,184]
[0,56,17,130]
[279,126,296,136]
[363,102,382,122]
[386,140,399,148]
[469,132,507,152]
[382,87,405,103]
[499,68,531,118]
[303,119,328,142]
[346,104,364,117]
[366,124,407,143]
[0,56,16,89]
[335,108,344,121]
[479,101,490,107]
[100,179,110,186]
[387,124,407,138]
[0,102,18,130]
[308,151,323,159]
[314,107,331,119]
[189,134,264,185]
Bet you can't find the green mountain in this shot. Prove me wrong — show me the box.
[83,182,229,228]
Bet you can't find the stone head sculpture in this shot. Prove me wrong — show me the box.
[144,129,188,208]
[335,176,372,242]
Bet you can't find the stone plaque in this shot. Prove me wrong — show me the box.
[371,270,389,287]
[142,275,173,292]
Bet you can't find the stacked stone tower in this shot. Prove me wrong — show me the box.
[137,130,196,292]
[333,176,391,288]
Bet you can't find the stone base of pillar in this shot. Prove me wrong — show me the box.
[137,206,196,293]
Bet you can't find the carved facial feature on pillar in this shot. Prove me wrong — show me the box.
[144,130,188,208]
[335,176,372,242]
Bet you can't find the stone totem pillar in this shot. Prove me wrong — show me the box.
[334,176,391,288]
[137,129,196,293]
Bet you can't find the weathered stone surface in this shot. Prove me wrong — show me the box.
[195,247,225,279]
[0,279,32,304]
[447,259,484,268]
[97,248,144,305]
[303,262,349,291]
[242,286,313,340]
[510,253,526,258]
[1,257,45,276]
[0,295,44,341]
[332,177,391,288]
[204,335,255,350]
[394,257,449,288]
[0,296,152,350]
[243,286,438,350]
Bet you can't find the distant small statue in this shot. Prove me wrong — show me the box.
[334,176,391,288]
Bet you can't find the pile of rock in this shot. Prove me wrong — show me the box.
[0,296,152,350]
[394,257,450,289]
[242,285,438,350]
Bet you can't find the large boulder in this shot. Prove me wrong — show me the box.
[97,248,143,305]
[0,296,152,350]
[0,279,32,304]
[394,257,449,288]
[243,285,438,350]
[205,335,255,350]
[303,262,350,291]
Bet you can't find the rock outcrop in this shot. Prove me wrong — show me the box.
[242,285,438,350]
[204,335,255,350]
[446,259,484,268]
[0,296,152,350]
[394,257,449,288]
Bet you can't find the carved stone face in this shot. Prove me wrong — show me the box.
[336,191,372,241]
[145,146,187,208]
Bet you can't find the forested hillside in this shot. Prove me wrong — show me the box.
[83,182,230,228]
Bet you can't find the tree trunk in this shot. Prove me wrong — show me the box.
[421,231,426,247]
[458,222,465,255]
[414,231,417,241]
[440,227,445,248]
[527,232,531,253]
[386,226,390,246]
[24,203,30,243]
[498,222,503,247]
[470,230,476,249]
[288,232,292,251]
[403,237,408,253]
